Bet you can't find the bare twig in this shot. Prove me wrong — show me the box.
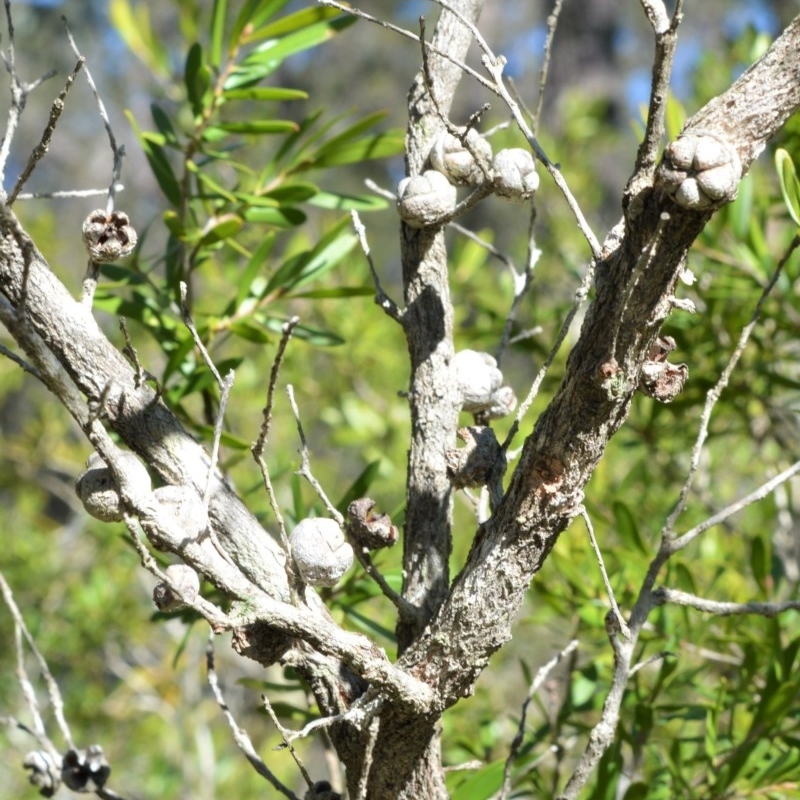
[262,693,317,793]
[0,0,57,192]
[669,458,800,554]
[351,545,420,619]
[503,259,595,450]
[119,318,156,391]
[350,210,403,323]
[286,384,344,525]
[0,342,40,378]
[653,587,800,617]
[0,571,72,755]
[7,57,84,205]
[662,234,800,540]
[496,210,541,367]
[499,639,579,800]
[317,0,491,90]
[628,650,672,678]
[532,0,564,135]
[582,509,630,638]
[126,518,232,631]
[179,281,235,510]
[627,0,684,197]
[356,716,380,800]
[252,316,300,553]
[15,185,124,200]
[206,638,300,800]
[430,0,601,257]
[63,16,126,212]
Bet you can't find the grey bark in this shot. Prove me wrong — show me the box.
[1,6,799,800]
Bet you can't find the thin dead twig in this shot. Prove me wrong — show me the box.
[653,587,800,618]
[7,57,84,205]
[351,210,403,323]
[499,639,578,800]
[179,281,235,512]
[206,638,300,800]
[662,233,800,541]
[63,16,126,212]
[252,316,300,553]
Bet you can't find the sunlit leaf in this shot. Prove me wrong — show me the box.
[198,214,244,246]
[210,0,228,67]
[308,191,388,211]
[185,42,212,118]
[110,0,170,77]
[228,0,293,49]
[336,460,382,513]
[775,148,800,227]
[229,318,272,343]
[222,86,308,101]
[449,760,504,800]
[243,6,347,43]
[126,112,182,206]
[236,232,276,308]
[263,216,356,297]
[216,119,299,134]
[243,206,306,228]
[292,129,405,171]
[264,317,344,346]
[150,104,181,148]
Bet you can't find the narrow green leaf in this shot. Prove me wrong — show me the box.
[185,42,211,117]
[292,130,405,172]
[243,206,306,228]
[236,233,276,307]
[199,214,244,246]
[260,182,318,203]
[775,148,800,227]
[132,126,181,206]
[750,535,767,593]
[210,0,228,67]
[216,119,299,134]
[450,760,505,800]
[150,104,180,148]
[242,16,354,71]
[222,86,307,101]
[229,319,272,344]
[263,217,356,296]
[339,606,395,641]
[309,110,389,160]
[309,191,388,212]
[243,7,347,43]
[612,500,648,556]
[264,317,344,346]
[229,0,292,49]
[291,287,374,299]
[336,461,383,514]
[110,0,170,77]
[223,62,277,90]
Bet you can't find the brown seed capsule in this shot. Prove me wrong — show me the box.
[82,209,137,262]
[347,498,398,550]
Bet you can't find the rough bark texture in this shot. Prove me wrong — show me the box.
[1,7,799,800]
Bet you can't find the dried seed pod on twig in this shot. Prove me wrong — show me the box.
[346,497,398,550]
[81,209,137,262]
[290,518,354,587]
